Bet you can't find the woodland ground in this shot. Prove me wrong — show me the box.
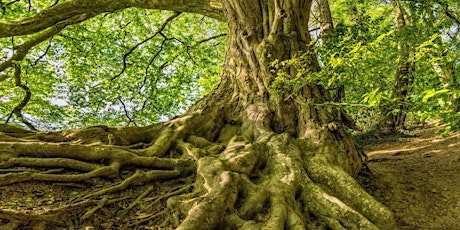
[358,123,460,230]
[0,123,458,229]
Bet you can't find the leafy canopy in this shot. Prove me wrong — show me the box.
[1,1,226,130]
[1,0,459,133]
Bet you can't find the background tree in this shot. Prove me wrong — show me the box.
[302,0,459,134]
[0,0,397,229]
[378,0,415,133]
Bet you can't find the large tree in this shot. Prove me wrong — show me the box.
[0,0,396,229]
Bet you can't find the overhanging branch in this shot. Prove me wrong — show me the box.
[0,0,134,38]
[0,13,91,73]
[0,0,225,38]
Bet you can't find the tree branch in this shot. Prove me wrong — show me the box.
[444,4,460,25]
[0,0,225,38]
[118,97,138,126]
[0,0,134,38]
[112,12,181,81]
[0,13,90,73]
[5,65,36,131]
[133,0,225,21]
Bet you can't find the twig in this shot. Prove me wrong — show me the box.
[118,97,138,126]
[314,102,373,107]
[445,5,460,25]
[194,33,227,44]
[112,12,182,81]
[50,0,59,7]
[140,38,169,91]
[32,39,53,66]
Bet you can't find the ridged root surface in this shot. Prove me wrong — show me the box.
[0,112,396,229]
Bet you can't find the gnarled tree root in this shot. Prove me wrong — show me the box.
[164,133,396,230]
[0,120,396,229]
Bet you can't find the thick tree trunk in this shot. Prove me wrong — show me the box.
[0,0,396,229]
[171,0,396,228]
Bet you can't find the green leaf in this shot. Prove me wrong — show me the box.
[422,89,449,103]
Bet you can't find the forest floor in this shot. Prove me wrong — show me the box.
[0,123,458,229]
[358,122,460,230]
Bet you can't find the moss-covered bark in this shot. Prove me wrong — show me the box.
[0,112,395,229]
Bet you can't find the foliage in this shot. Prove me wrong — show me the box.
[271,0,460,133]
[1,0,459,134]
[1,2,226,130]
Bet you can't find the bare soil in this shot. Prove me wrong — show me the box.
[359,124,460,229]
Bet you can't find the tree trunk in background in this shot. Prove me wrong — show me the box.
[380,0,415,133]
[318,0,346,103]
[317,0,360,131]
[318,0,334,41]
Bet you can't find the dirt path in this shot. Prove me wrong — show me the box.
[359,125,460,229]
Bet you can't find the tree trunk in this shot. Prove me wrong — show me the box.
[318,0,334,42]
[317,0,345,104]
[380,0,415,133]
[0,0,396,229]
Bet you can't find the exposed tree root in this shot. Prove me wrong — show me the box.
[0,116,395,229]
[120,185,155,216]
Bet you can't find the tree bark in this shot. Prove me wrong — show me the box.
[317,0,334,43]
[380,0,415,133]
[0,0,396,229]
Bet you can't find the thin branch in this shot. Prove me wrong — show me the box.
[0,0,20,17]
[4,0,20,7]
[57,33,95,54]
[140,40,168,93]
[314,102,373,108]
[112,12,182,81]
[194,33,227,44]
[5,65,36,130]
[184,33,227,67]
[118,97,138,126]
[50,0,60,7]
[0,14,90,73]
[445,5,460,25]
[141,99,148,112]
[32,39,53,66]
